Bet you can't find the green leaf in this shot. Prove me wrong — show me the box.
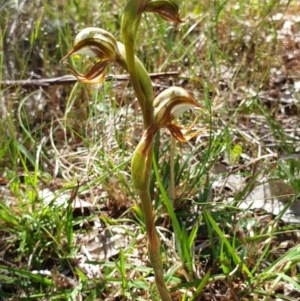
[203,210,253,278]
[153,154,183,258]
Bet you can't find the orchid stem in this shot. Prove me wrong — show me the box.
[121,1,172,300]
[132,135,172,301]
[169,136,176,208]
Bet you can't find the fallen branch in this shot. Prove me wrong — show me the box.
[0,72,179,89]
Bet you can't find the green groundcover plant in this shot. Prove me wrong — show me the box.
[61,1,205,300]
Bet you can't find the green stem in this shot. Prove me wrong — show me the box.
[121,1,172,300]
[140,186,172,301]
[121,0,154,128]
[116,42,154,128]
[132,137,172,301]
[169,136,175,208]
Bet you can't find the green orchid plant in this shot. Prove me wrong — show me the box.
[61,1,205,300]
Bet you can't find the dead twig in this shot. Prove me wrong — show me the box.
[0,72,179,89]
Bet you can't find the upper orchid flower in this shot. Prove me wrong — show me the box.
[144,0,183,23]
[60,28,124,84]
[121,0,182,38]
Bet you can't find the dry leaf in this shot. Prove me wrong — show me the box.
[239,180,300,223]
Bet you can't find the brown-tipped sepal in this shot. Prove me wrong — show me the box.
[65,60,110,84]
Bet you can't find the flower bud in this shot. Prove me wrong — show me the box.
[145,0,183,23]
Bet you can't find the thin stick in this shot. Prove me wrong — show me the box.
[0,72,179,88]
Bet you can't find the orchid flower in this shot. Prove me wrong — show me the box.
[138,87,205,154]
[153,87,205,142]
[60,27,154,127]
[60,27,126,84]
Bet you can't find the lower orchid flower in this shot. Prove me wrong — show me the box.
[153,86,205,142]
[138,86,205,155]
